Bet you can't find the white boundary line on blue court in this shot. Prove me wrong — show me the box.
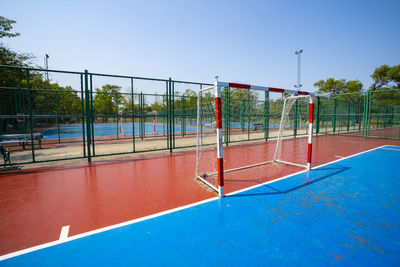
[380,147,400,152]
[0,196,219,261]
[225,145,394,197]
[0,144,396,261]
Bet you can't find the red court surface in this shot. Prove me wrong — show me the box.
[0,135,399,256]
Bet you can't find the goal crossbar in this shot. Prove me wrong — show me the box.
[216,81,315,96]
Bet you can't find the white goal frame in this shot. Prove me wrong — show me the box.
[196,81,315,198]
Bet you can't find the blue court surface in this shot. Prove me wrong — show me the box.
[1,145,400,266]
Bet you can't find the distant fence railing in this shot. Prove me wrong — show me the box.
[0,64,399,165]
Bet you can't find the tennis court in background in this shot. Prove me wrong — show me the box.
[1,144,399,265]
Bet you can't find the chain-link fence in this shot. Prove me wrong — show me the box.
[315,90,400,139]
[0,66,86,164]
[1,64,399,166]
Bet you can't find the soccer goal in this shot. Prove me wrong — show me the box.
[195,81,314,197]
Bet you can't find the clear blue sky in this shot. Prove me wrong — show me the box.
[2,0,400,94]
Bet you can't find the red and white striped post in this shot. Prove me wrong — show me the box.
[307,96,314,170]
[215,82,224,197]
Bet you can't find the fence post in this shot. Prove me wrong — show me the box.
[247,91,250,140]
[359,101,362,132]
[240,100,245,132]
[376,105,380,129]
[80,74,86,157]
[339,100,343,132]
[367,92,372,137]
[316,96,320,135]
[362,93,367,137]
[116,92,120,139]
[383,105,387,128]
[182,95,185,137]
[140,92,144,140]
[227,87,231,143]
[333,98,337,134]
[398,107,400,139]
[131,78,135,152]
[347,99,350,132]
[56,90,61,143]
[172,81,175,149]
[168,78,173,153]
[89,74,95,155]
[13,87,18,132]
[84,70,91,162]
[363,92,371,138]
[15,86,23,133]
[26,70,35,162]
[264,90,269,140]
[165,81,169,149]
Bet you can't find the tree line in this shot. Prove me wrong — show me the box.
[1,15,399,133]
[314,65,400,106]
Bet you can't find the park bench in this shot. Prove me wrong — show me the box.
[253,123,264,131]
[0,145,11,168]
[0,133,43,168]
[0,133,43,149]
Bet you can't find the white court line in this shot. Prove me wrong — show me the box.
[59,226,70,241]
[226,145,389,197]
[0,196,218,261]
[380,147,400,152]
[0,144,392,261]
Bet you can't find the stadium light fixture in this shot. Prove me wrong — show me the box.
[44,54,50,80]
[294,49,303,89]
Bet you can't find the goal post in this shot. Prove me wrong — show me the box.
[196,81,314,197]
[196,83,224,197]
[273,95,314,170]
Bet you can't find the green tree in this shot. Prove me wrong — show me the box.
[182,89,197,108]
[17,74,82,121]
[0,16,20,38]
[370,64,400,91]
[314,78,363,95]
[93,85,126,122]
[314,78,363,104]
[0,16,34,133]
[149,93,165,112]
[370,64,400,106]
[0,16,32,68]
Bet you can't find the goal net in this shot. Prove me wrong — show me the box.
[196,82,314,197]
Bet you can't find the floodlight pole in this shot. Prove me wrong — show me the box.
[294,49,303,90]
[293,49,303,138]
[44,54,49,80]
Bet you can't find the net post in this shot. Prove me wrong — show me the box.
[307,96,314,170]
[215,81,224,197]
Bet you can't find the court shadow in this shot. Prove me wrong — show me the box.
[228,166,350,198]
[0,150,196,176]
[1,165,22,172]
